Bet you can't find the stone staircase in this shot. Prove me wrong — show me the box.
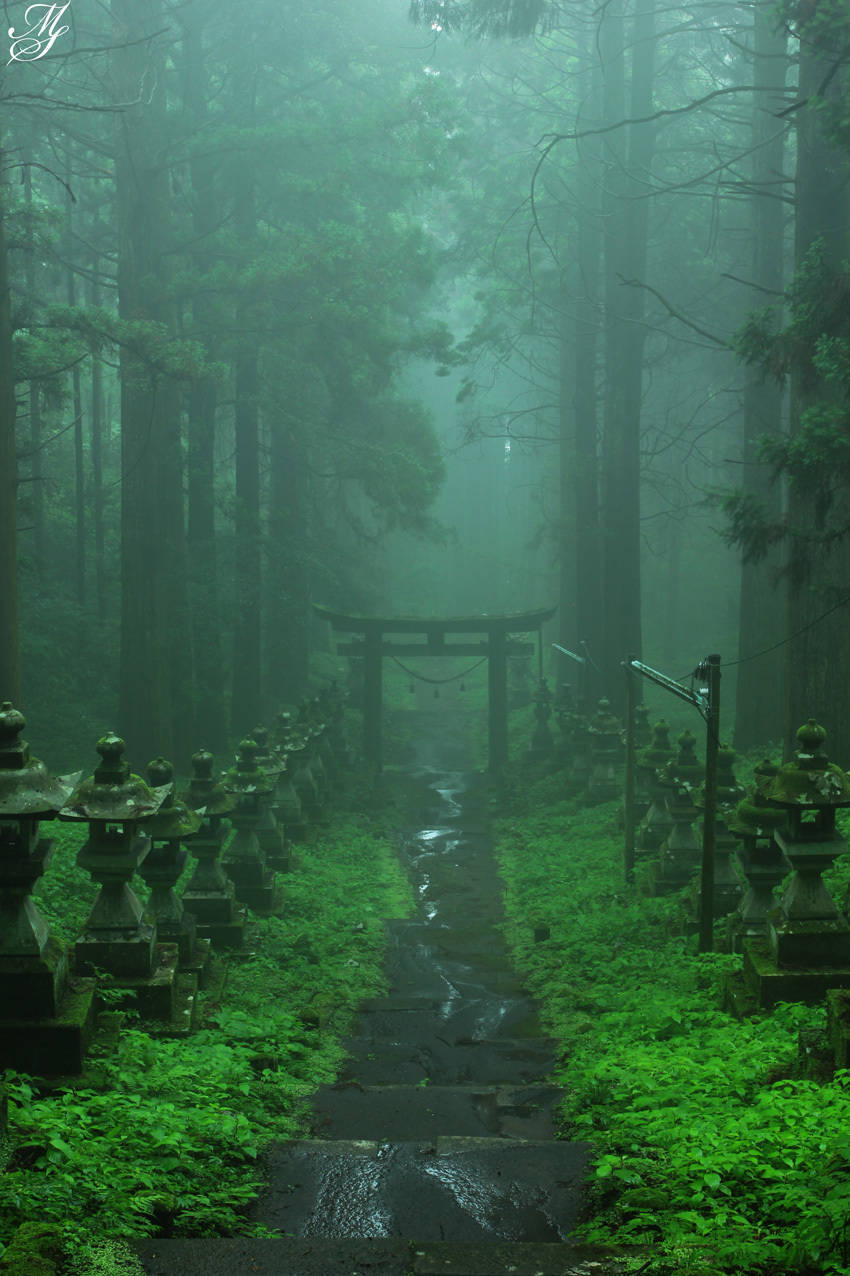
[136,763,642,1276]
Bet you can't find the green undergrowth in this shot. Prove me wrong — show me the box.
[2,810,413,1271]
[495,769,850,1276]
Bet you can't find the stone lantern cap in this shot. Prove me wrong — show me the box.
[753,758,780,796]
[0,701,79,816]
[58,731,171,822]
[727,794,788,838]
[250,726,284,778]
[275,711,307,755]
[143,757,203,840]
[223,738,274,796]
[658,730,702,791]
[588,698,620,736]
[699,743,744,811]
[638,719,673,770]
[764,719,850,808]
[181,749,234,817]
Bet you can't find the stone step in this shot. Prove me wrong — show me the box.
[353,994,544,1045]
[134,1237,644,1275]
[259,1137,589,1243]
[339,1034,556,1087]
[308,1082,562,1141]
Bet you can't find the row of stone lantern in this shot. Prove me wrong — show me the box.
[529,672,850,1017]
[0,682,350,1075]
[632,713,850,1010]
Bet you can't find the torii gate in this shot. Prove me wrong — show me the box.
[313,604,556,772]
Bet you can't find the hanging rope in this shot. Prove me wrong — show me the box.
[390,655,488,686]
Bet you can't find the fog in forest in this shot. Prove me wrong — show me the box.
[1,0,847,767]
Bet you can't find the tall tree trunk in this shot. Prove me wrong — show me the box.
[0,150,20,704]
[89,266,106,622]
[113,0,193,764]
[183,12,225,752]
[65,157,85,607]
[562,41,603,709]
[23,161,44,584]
[785,39,850,762]
[266,426,310,706]
[734,2,788,752]
[600,0,655,707]
[230,82,263,736]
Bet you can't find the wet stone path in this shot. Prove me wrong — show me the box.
[138,731,637,1275]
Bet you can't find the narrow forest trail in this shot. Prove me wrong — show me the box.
[136,713,635,1276]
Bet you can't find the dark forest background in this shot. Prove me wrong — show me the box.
[2,0,849,767]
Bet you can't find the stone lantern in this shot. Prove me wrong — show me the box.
[222,737,280,914]
[636,720,675,853]
[279,711,320,826]
[528,678,555,760]
[743,721,850,1007]
[180,750,246,949]
[626,705,655,830]
[585,698,622,804]
[0,702,93,1073]
[319,680,349,770]
[726,759,789,952]
[553,683,575,764]
[306,695,336,783]
[137,757,202,968]
[59,732,176,1020]
[250,726,289,873]
[632,704,652,753]
[651,730,703,895]
[297,701,328,801]
[272,712,307,842]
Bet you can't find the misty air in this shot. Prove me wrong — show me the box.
[0,0,849,1273]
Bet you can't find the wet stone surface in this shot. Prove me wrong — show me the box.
[257,751,590,1243]
[135,714,645,1274]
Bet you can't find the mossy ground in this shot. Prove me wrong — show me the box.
[1,787,414,1272]
[493,758,850,1276]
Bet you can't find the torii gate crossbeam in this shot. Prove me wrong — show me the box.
[313,605,556,772]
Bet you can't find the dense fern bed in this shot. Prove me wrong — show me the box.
[495,769,850,1276]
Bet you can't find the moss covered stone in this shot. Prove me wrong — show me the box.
[0,1222,64,1275]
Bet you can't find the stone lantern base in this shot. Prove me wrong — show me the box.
[743,937,850,1008]
[0,936,69,1019]
[73,935,182,1023]
[0,977,96,1074]
[181,883,247,949]
[74,921,157,979]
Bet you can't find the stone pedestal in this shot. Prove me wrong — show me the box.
[728,834,790,952]
[586,700,621,805]
[250,728,290,873]
[527,679,554,762]
[181,750,246,949]
[743,937,850,1008]
[741,720,850,1007]
[139,758,204,971]
[0,978,97,1075]
[649,732,702,894]
[223,738,281,915]
[636,721,674,854]
[0,701,97,1073]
